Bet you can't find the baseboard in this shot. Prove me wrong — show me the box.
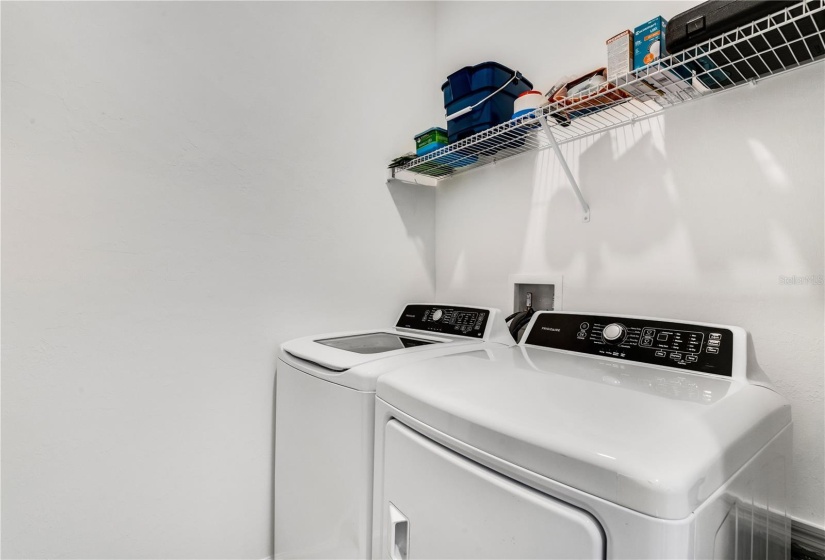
[793,518,825,560]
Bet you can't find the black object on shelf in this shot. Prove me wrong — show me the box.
[667,1,797,52]
[668,1,825,88]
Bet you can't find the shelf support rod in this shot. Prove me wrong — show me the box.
[540,116,590,222]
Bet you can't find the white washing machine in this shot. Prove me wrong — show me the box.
[371,311,792,559]
[274,303,513,559]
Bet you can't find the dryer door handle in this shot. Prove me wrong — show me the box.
[388,503,409,560]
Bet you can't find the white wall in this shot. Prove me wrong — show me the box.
[3,1,823,557]
[1,2,436,558]
[433,2,825,529]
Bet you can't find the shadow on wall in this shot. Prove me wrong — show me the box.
[387,181,437,292]
[663,93,819,273]
[429,68,822,309]
[537,117,673,276]
[535,83,820,283]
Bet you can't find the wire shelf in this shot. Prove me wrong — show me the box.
[389,0,825,186]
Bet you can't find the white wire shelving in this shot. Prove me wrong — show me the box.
[387,0,825,221]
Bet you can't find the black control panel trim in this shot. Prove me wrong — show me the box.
[524,313,734,377]
[396,305,489,338]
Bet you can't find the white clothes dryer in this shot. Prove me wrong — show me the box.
[371,311,792,559]
[274,303,512,559]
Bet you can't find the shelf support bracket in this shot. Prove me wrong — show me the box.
[387,167,439,188]
[540,117,590,222]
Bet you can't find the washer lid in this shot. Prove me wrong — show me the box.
[376,346,791,519]
[278,304,514,391]
[315,332,441,355]
[282,328,455,372]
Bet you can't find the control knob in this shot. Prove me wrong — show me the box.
[431,309,443,322]
[602,323,626,344]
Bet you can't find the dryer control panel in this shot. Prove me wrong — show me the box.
[397,305,489,338]
[524,313,733,377]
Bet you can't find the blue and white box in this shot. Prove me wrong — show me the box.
[634,16,668,69]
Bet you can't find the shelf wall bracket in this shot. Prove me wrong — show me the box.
[540,116,591,222]
[387,168,439,188]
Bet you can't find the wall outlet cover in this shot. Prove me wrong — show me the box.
[509,274,563,312]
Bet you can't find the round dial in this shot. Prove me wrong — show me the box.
[431,309,443,322]
[602,323,626,343]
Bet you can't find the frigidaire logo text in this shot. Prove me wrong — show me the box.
[542,327,561,332]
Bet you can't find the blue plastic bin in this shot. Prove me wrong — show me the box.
[442,62,533,144]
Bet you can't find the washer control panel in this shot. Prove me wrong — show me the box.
[524,313,733,376]
[396,305,489,338]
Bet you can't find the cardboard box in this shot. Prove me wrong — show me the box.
[634,16,668,69]
[606,30,633,82]
[607,30,634,82]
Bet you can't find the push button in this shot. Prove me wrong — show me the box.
[657,333,669,341]
[708,340,720,347]
[686,354,698,362]
[655,350,666,357]
[580,322,590,330]
[670,352,682,361]
[707,347,719,354]
[710,333,722,341]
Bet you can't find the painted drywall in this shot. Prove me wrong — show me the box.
[1,2,437,558]
[433,1,825,529]
[4,1,823,557]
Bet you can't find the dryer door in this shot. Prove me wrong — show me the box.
[378,420,605,559]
